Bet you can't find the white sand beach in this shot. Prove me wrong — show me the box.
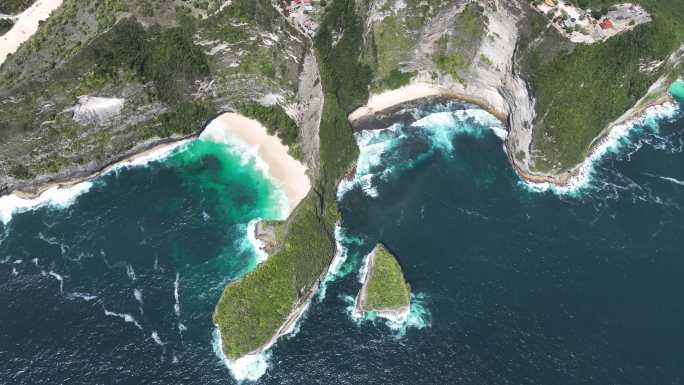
[348,83,444,122]
[200,113,311,216]
[0,0,64,66]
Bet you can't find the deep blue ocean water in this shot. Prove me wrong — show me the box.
[1,101,683,384]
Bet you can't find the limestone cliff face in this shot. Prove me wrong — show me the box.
[0,0,323,194]
[355,0,537,175]
[354,0,684,184]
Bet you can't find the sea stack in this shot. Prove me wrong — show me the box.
[355,243,411,322]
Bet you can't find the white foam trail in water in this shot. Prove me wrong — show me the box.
[126,264,136,281]
[0,182,93,225]
[133,289,144,315]
[643,173,684,187]
[151,331,165,346]
[32,258,39,267]
[67,292,97,301]
[247,219,268,264]
[174,273,181,317]
[104,309,143,330]
[38,232,69,255]
[523,102,682,195]
[11,267,18,276]
[317,224,350,301]
[212,327,271,382]
[48,271,64,294]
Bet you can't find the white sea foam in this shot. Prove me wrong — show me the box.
[38,232,69,255]
[48,271,64,294]
[134,289,144,315]
[104,309,143,330]
[343,293,431,336]
[523,102,682,195]
[0,182,93,225]
[339,108,505,201]
[212,327,271,382]
[11,267,18,276]
[105,141,190,174]
[200,123,291,218]
[126,264,136,281]
[67,292,98,301]
[0,138,189,226]
[643,173,684,187]
[357,251,372,284]
[151,331,165,346]
[317,224,350,301]
[247,219,268,264]
[174,273,181,317]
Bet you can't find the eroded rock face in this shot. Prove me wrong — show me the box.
[355,243,411,321]
[68,96,125,126]
[0,0,316,194]
[356,0,537,174]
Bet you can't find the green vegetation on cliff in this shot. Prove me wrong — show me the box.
[0,19,13,36]
[0,0,304,186]
[239,103,299,146]
[212,0,370,359]
[525,1,684,172]
[363,244,411,311]
[434,2,487,83]
[0,0,33,14]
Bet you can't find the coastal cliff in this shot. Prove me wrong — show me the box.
[354,243,411,322]
[351,0,684,186]
[2,0,684,366]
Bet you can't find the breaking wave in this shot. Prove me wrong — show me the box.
[0,140,191,226]
[522,102,683,196]
[338,106,504,201]
[212,328,271,382]
[343,292,431,336]
[0,182,93,225]
[317,224,364,301]
[200,119,289,219]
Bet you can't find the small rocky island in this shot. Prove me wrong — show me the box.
[355,243,411,322]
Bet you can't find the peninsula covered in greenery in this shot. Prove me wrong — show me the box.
[1,0,683,369]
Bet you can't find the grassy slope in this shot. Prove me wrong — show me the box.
[526,0,684,172]
[213,0,370,359]
[0,0,303,183]
[434,2,487,84]
[0,0,33,14]
[0,19,13,36]
[364,244,410,311]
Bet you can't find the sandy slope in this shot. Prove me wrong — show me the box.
[0,0,64,65]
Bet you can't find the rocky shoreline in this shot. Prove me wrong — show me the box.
[353,247,410,322]
[5,133,198,199]
[348,89,678,190]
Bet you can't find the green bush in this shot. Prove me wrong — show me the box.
[239,103,299,145]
